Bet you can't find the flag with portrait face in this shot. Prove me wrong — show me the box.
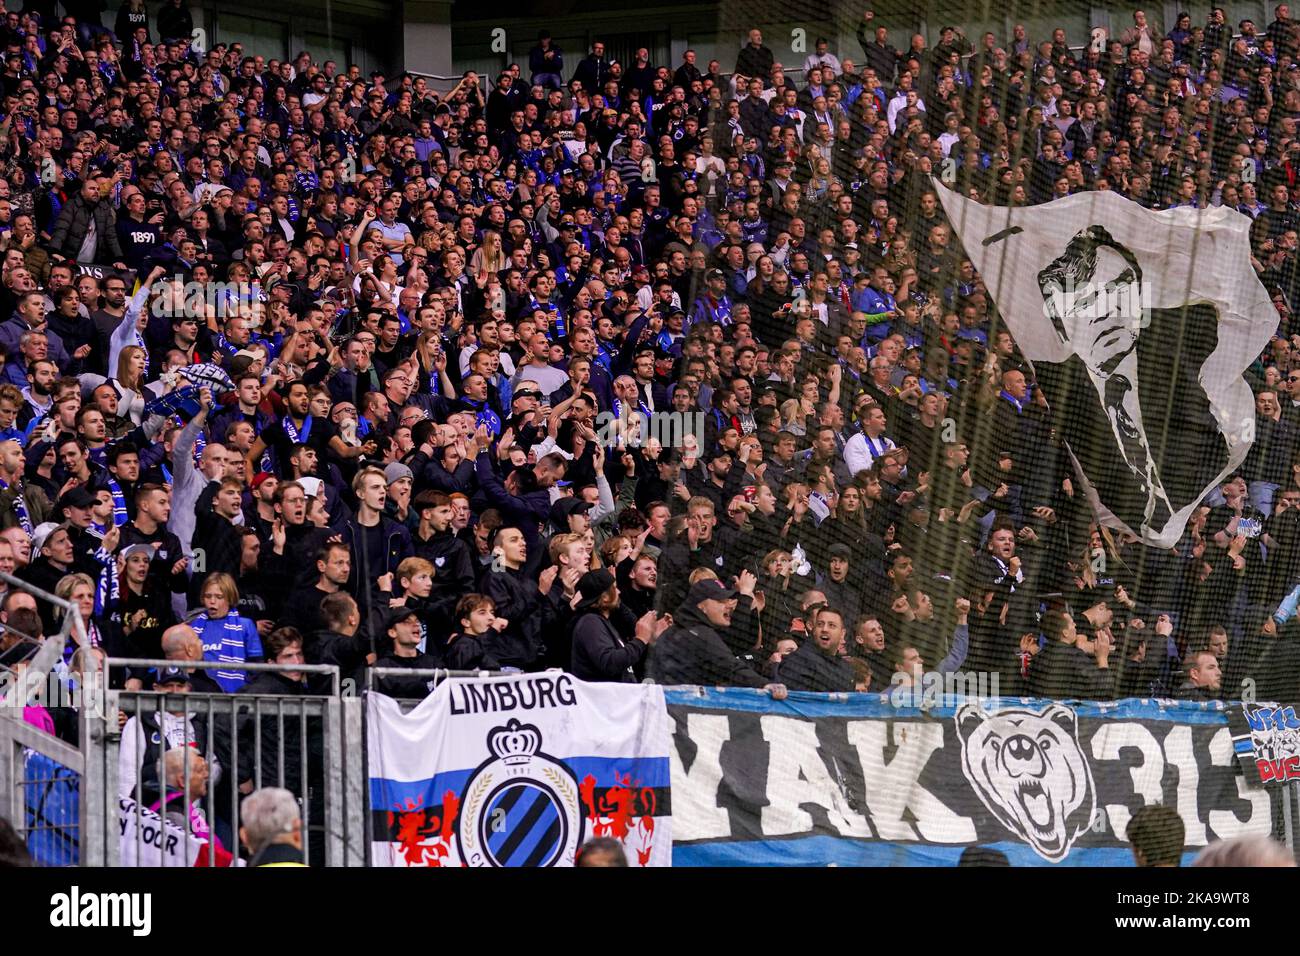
[935,182,1276,546]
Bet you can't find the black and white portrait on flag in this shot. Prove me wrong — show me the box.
[935,182,1277,547]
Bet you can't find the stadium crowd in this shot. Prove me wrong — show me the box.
[3,0,1300,774]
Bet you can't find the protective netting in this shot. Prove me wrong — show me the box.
[673,6,1300,711]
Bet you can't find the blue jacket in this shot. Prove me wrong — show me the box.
[0,313,71,372]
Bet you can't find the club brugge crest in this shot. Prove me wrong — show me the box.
[456,718,585,866]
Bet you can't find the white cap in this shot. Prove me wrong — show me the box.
[30,521,61,555]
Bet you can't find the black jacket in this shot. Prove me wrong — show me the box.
[119,522,188,595]
[156,0,194,41]
[47,194,124,263]
[411,529,477,604]
[279,583,336,638]
[647,603,768,687]
[1029,640,1116,700]
[190,509,243,604]
[218,671,326,801]
[570,609,645,682]
[654,526,739,613]
[443,631,500,670]
[481,566,559,669]
[1174,679,1218,701]
[778,641,856,692]
[307,628,369,683]
[370,651,440,698]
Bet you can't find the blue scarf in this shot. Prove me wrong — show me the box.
[998,390,1024,414]
[0,479,32,534]
[134,328,150,376]
[859,433,892,459]
[106,477,129,528]
[94,543,118,615]
[612,396,651,421]
[283,413,313,445]
[531,297,565,339]
[192,610,255,692]
[142,385,203,420]
[465,400,501,436]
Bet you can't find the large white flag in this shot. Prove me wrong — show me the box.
[935,182,1277,546]
[367,673,673,867]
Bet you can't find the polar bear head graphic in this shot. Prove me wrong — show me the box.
[955,703,1096,862]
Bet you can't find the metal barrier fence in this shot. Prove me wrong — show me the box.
[100,658,365,867]
[0,569,95,865]
[0,653,366,867]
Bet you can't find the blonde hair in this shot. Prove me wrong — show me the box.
[201,572,240,610]
[548,532,583,564]
[477,230,505,274]
[351,465,386,495]
[54,572,95,621]
[761,549,792,575]
[396,557,434,583]
[687,567,719,584]
[117,345,146,391]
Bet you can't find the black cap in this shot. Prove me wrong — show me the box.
[550,497,593,526]
[828,543,853,560]
[384,605,420,631]
[706,268,725,281]
[155,666,192,687]
[574,568,616,611]
[686,578,738,606]
[58,486,97,511]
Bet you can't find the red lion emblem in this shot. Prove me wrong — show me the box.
[387,791,460,866]
[579,772,658,865]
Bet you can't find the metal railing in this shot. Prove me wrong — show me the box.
[0,646,366,867]
[111,657,344,697]
[0,569,94,865]
[94,658,365,867]
[0,570,84,708]
[366,665,512,692]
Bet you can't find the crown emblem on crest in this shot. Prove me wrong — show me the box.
[488,719,542,767]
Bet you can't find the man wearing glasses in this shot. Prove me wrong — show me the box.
[1282,367,1300,428]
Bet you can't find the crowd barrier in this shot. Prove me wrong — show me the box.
[366,672,1298,867]
[0,659,366,867]
[5,660,1296,866]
